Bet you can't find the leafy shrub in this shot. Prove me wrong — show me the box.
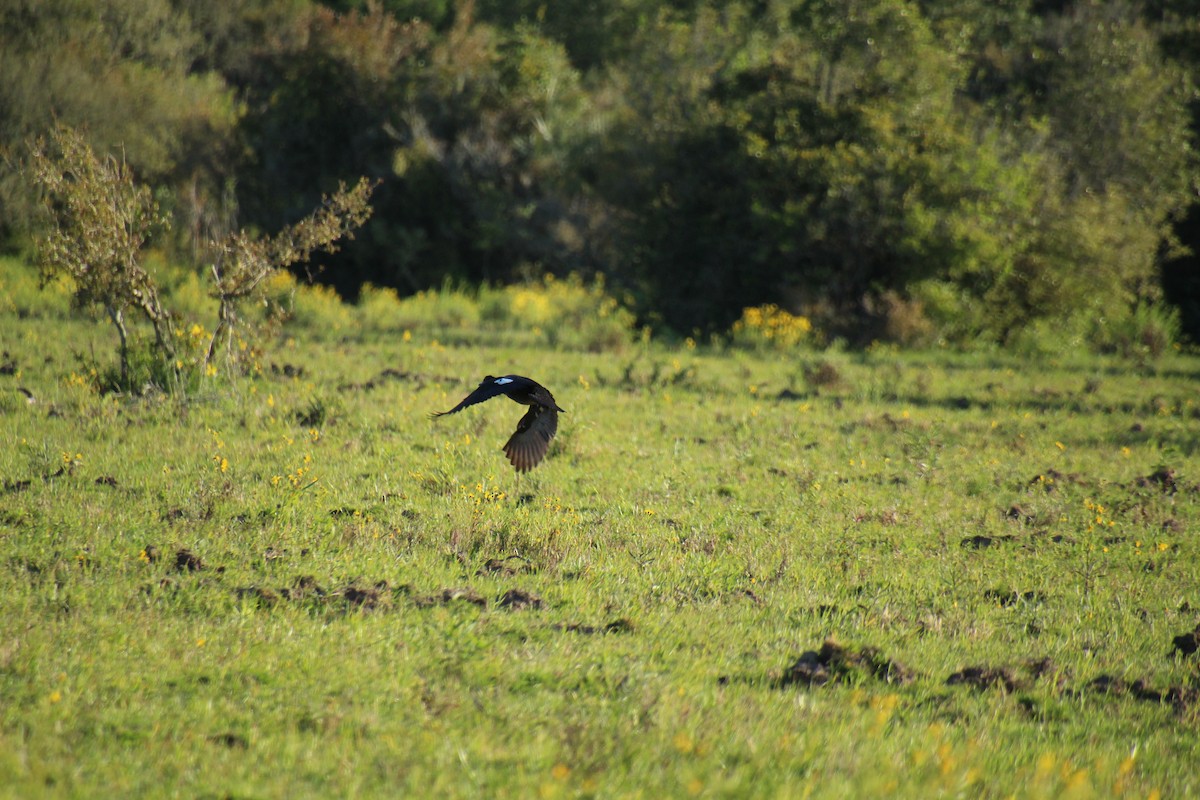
[482,274,637,352]
[25,124,375,389]
[1000,298,1179,363]
[1092,304,1181,361]
[907,280,980,346]
[803,360,844,390]
[202,177,376,364]
[357,283,404,326]
[0,255,72,318]
[388,286,483,331]
[1006,315,1092,359]
[356,273,636,351]
[877,291,935,347]
[290,280,356,336]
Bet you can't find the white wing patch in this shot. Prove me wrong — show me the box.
[494,377,514,385]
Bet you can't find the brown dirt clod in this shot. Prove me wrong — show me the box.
[777,640,914,688]
[207,733,249,749]
[174,549,204,572]
[946,665,1022,692]
[961,534,1015,549]
[1171,623,1200,657]
[413,587,488,609]
[497,588,543,610]
[1134,468,1177,493]
[478,556,532,577]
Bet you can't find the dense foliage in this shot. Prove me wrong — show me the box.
[2,0,1198,346]
[27,124,374,392]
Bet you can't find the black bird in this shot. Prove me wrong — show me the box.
[432,375,565,472]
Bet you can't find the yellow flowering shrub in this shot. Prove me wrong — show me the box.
[730,304,814,350]
[292,281,355,332]
[257,270,354,333]
[357,283,403,322]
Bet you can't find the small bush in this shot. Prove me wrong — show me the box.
[390,286,483,330]
[730,304,814,350]
[25,124,375,386]
[907,280,981,347]
[27,124,177,387]
[482,274,637,353]
[1006,315,1091,359]
[202,177,375,365]
[878,291,935,347]
[291,280,356,335]
[804,360,844,390]
[355,273,637,350]
[1093,303,1180,361]
[357,283,404,326]
[0,255,71,318]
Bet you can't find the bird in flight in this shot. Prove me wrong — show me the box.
[432,375,565,472]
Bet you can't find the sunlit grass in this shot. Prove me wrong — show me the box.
[0,257,1198,797]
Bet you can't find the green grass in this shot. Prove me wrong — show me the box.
[1,262,1199,797]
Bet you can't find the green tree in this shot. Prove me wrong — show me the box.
[592,0,1023,336]
[235,3,595,298]
[0,0,242,250]
[920,0,1198,346]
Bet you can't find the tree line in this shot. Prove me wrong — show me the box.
[3,0,1199,349]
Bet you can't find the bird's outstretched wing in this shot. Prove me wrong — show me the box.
[431,376,510,417]
[503,405,559,473]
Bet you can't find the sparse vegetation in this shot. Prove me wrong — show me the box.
[25,125,375,389]
[28,124,177,387]
[202,177,376,367]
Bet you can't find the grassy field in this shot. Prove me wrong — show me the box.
[1,258,1198,798]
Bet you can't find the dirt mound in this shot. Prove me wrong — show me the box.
[207,732,249,749]
[1086,675,1198,715]
[413,587,487,609]
[497,588,543,610]
[231,576,497,613]
[984,588,1047,607]
[776,640,914,688]
[961,534,1015,549]
[1133,468,1177,493]
[946,658,1070,694]
[174,549,204,572]
[946,665,1020,692]
[280,574,325,600]
[1171,623,1200,657]
[234,586,281,608]
[477,556,533,577]
[339,581,396,610]
[1028,469,1086,492]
